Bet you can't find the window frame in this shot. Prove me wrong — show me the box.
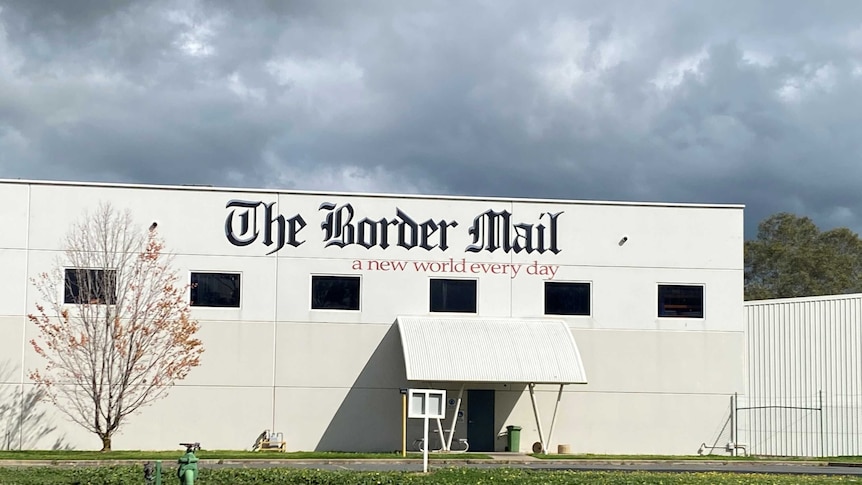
[310,274,362,311]
[657,284,704,318]
[190,271,243,308]
[544,281,592,316]
[429,278,478,314]
[63,268,117,305]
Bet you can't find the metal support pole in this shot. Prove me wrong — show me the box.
[155,460,162,485]
[423,416,430,473]
[528,383,546,453]
[445,384,465,452]
[819,390,825,458]
[546,384,564,452]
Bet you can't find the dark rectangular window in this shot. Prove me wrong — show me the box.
[544,282,591,316]
[64,268,116,304]
[312,275,360,310]
[430,279,477,313]
[658,284,704,318]
[191,272,241,308]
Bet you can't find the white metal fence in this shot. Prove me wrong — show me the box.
[729,391,862,457]
[743,294,862,457]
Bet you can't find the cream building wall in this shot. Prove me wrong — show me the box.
[0,180,744,453]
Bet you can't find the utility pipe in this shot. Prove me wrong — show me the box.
[401,391,407,457]
[728,393,737,456]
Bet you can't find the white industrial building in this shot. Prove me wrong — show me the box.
[741,294,862,457]
[0,179,745,454]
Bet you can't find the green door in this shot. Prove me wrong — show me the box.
[467,390,495,451]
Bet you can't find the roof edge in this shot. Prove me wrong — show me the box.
[0,178,745,210]
[745,293,862,305]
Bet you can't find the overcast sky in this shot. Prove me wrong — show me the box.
[2,1,862,238]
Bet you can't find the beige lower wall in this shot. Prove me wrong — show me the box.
[274,387,404,452]
[272,385,735,454]
[0,316,24,386]
[0,322,743,453]
[573,328,744,394]
[508,389,733,455]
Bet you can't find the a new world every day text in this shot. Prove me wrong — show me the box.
[353,258,559,279]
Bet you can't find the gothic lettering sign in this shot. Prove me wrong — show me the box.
[225,200,306,255]
[224,200,563,256]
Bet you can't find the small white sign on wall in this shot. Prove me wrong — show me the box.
[408,389,446,419]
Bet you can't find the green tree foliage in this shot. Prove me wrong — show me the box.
[745,212,862,300]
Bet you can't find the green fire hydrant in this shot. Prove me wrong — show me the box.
[176,442,200,484]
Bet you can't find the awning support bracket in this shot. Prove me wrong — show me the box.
[547,384,565,452]
[444,384,465,451]
[529,383,566,454]
[528,383,545,453]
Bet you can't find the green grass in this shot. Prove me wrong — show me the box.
[0,467,861,484]
[0,449,491,461]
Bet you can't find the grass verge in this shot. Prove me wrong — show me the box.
[1,467,861,484]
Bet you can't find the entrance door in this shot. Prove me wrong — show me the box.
[467,389,495,451]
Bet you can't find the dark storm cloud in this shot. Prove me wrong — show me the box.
[2,0,862,237]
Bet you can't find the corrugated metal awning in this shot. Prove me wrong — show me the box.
[396,316,587,384]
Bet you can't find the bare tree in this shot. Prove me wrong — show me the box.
[28,203,203,451]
